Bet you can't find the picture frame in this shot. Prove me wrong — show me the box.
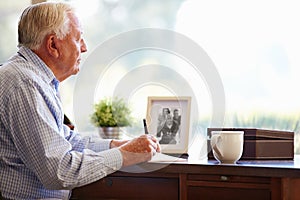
[146,96,191,154]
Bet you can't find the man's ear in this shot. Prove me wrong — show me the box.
[46,34,60,58]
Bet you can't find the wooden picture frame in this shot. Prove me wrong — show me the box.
[146,96,191,154]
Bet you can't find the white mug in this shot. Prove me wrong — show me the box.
[210,131,244,164]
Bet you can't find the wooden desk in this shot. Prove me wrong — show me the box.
[71,156,300,200]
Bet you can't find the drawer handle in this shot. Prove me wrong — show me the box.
[220,176,229,181]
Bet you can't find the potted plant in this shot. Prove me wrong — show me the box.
[90,97,132,139]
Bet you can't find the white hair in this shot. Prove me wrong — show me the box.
[18,2,76,50]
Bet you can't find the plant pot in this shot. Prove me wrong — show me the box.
[98,127,122,139]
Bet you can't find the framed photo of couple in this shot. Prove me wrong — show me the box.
[146,96,191,154]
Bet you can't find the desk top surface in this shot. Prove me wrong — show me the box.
[119,155,300,178]
[190,155,300,168]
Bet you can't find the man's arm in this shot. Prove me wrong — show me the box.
[4,84,122,189]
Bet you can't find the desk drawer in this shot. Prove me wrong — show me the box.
[188,174,270,184]
[71,176,179,200]
[188,186,270,200]
[186,174,272,200]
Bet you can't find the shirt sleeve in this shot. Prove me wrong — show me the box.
[3,81,123,190]
[63,126,113,153]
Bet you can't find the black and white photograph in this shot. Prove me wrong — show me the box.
[156,107,181,145]
[147,96,191,154]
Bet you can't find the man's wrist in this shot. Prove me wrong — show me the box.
[110,139,115,148]
[110,139,129,149]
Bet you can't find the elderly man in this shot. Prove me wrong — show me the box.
[0,2,160,199]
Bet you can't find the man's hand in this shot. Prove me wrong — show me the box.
[119,135,161,167]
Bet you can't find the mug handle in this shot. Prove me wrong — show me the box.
[210,134,223,158]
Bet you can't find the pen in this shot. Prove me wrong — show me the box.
[143,118,149,134]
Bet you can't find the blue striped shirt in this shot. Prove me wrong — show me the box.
[0,47,123,199]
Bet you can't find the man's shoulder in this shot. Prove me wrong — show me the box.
[1,59,34,83]
[0,57,43,97]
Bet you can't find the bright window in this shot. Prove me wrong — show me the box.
[50,0,299,153]
[3,0,298,153]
